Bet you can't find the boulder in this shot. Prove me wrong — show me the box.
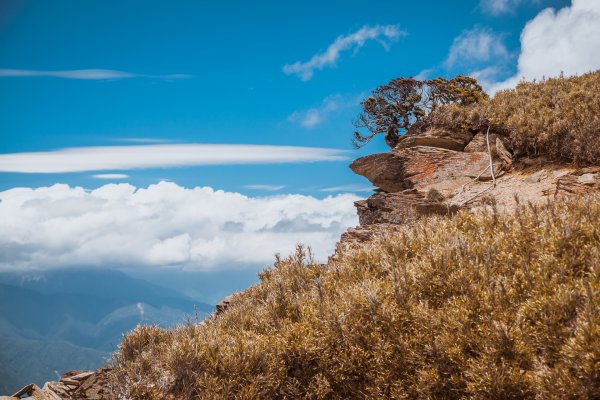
[577,173,597,186]
[555,174,595,197]
[464,132,496,153]
[495,137,513,169]
[464,134,513,169]
[216,295,234,315]
[397,128,474,151]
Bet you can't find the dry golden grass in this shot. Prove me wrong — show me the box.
[109,195,600,399]
[422,70,600,164]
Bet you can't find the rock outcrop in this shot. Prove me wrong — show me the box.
[6,369,112,400]
[338,128,599,253]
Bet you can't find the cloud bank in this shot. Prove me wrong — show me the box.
[0,182,360,270]
[283,25,404,81]
[0,69,190,80]
[491,0,600,92]
[0,144,347,173]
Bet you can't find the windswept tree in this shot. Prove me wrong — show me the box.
[353,75,487,148]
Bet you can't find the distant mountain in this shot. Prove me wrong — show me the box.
[0,317,106,394]
[125,267,262,305]
[0,268,208,310]
[0,268,214,391]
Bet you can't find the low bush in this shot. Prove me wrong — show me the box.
[110,195,600,399]
[422,70,600,164]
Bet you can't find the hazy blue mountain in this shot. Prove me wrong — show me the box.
[0,317,106,394]
[0,268,209,310]
[126,267,262,305]
[0,268,215,391]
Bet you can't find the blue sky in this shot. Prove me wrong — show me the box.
[2,0,599,271]
[0,0,570,193]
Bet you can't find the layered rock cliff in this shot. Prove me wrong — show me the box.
[337,128,599,254]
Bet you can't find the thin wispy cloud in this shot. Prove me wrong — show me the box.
[413,68,435,81]
[117,138,174,144]
[479,0,543,15]
[0,144,347,173]
[243,184,286,191]
[445,26,509,68]
[92,174,129,179]
[320,184,375,193]
[288,93,362,129]
[0,69,191,80]
[283,25,405,81]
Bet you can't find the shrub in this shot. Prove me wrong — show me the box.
[421,70,600,165]
[109,195,600,399]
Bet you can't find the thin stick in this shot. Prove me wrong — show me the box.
[485,125,496,187]
[460,184,494,206]
[457,164,490,196]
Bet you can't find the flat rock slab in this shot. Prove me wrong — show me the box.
[351,146,503,195]
[398,128,474,151]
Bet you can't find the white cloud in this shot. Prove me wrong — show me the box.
[0,144,347,173]
[288,93,361,129]
[480,0,524,15]
[283,25,405,81]
[243,184,286,191]
[445,26,509,67]
[92,174,129,179]
[480,0,547,15]
[413,68,435,81]
[0,69,190,80]
[0,182,361,270]
[490,0,600,92]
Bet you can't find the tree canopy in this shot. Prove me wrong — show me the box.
[353,75,487,148]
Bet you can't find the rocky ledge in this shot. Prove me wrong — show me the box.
[336,128,599,253]
[2,369,112,400]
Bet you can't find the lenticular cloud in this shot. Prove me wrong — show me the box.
[0,182,360,270]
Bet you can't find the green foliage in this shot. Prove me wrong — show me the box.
[109,195,600,399]
[353,76,487,148]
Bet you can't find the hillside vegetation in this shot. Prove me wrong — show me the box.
[108,73,600,399]
[422,70,600,164]
[110,194,600,399]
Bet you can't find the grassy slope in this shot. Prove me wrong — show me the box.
[110,196,599,399]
